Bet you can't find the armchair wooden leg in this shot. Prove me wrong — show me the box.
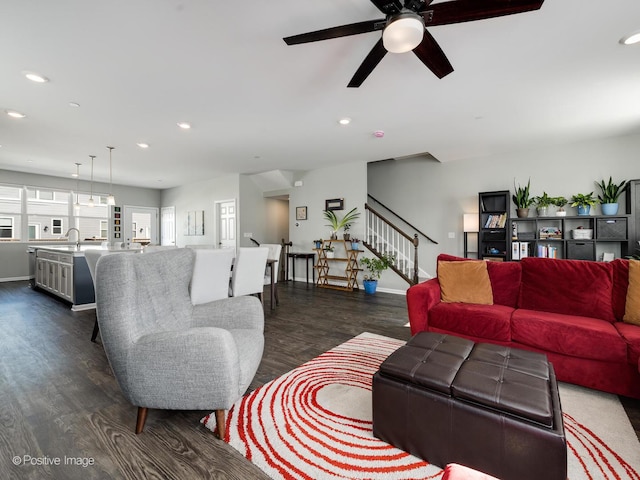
[91,319,100,342]
[215,409,226,439]
[135,407,148,434]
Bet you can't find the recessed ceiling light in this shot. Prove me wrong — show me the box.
[68,102,80,108]
[137,143,149,149]
[5,109,26,118]
[620,31,640,45]
[338,117,351,125]
[177,122,191,129]
[23,71,49,83]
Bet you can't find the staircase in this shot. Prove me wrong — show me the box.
[363,198,437,286]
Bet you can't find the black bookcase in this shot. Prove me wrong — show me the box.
[478,190,510,261]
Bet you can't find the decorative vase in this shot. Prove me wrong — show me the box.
[351,242,360,250]
[314,241,322,249]
[536,206,549,217]
[601,203,619,215]
[516,208,530,218]
[577,205,591,216]
[343,233,351,241]
[363,279,378,294]
[325,251,334,259]
[555,209,566,217]
[330,232,337,240]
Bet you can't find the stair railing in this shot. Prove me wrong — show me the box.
[364,204,421,285]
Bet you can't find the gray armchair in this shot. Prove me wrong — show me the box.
[94,248,264,438]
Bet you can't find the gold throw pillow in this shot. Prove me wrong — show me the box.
[438,260,494,305]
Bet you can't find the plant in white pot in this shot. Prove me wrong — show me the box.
[552,196,568,217]
[595,177,628,216]
[359,253,395,294]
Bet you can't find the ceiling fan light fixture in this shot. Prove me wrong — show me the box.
[383,13,424,54]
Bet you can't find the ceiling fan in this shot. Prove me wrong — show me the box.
[283,0,544,87]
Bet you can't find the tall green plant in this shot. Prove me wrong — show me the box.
[512,179,534,208]
[595,177,627,204]
[360,253,396,280]
[323,207,360,232]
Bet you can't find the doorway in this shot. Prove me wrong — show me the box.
[160,206,176,246]
[215,199,236,250]
[123,206,159,246]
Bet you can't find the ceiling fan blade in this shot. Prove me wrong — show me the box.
[347,39,388,88]
[412,30,454,79]
[284,19,385,45]
[421,0,544,26]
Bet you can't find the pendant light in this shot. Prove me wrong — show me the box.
[88,155,96,207]
[73,163,82,214]
[106,146,115,206]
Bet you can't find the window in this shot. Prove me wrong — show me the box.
[0,186,22,241]
[0,217,14,239]
[52,219,63,235]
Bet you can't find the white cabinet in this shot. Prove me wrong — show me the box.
[35,250,74,302]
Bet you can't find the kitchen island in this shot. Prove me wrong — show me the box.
[30,245,106,311]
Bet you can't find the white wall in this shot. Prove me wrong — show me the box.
[264,197,289,244]
[368,131,640,279]
[161,174,239,247]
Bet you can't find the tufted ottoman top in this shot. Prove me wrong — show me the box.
[379,332,554,428]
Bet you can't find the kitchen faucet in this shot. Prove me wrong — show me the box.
[65,228,81,250]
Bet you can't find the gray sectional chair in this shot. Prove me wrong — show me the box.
[94,248,264,438]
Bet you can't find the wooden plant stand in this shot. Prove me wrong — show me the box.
[313,240,361,291]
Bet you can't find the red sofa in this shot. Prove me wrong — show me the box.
[407,254,640,399]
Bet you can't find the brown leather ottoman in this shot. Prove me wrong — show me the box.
[372,332,567,480]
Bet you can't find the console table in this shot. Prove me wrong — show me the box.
[287,252,315,284]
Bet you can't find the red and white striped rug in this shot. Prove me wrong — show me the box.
[203,332,640,480]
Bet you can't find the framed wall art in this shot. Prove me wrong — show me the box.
[296,206,308,220]
[325,198,344,211]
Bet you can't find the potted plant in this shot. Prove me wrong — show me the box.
[571,192,597,216]
[359,253,395,294]
[552,196,568,217]
[313,239,323,249]
[595,177,628,215]
[323,207,360,240]
[512,179,534,218]
[324,245,335,258]
[350,238,361,251]
[533,192,554,217]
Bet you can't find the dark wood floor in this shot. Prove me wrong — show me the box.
[1,280,639,479]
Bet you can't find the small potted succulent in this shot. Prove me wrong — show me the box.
[324,245,335,258]
[552,196,568,217]
[595,177,628,215]
[313,239,323,249]
[359,253,395,294]
[571,192,598,216]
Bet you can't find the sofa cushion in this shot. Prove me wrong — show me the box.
[611,258,630,321]
[512,309,627,363]
[429,303,513,342]
[623,260,640,325]
[518,257,616,323]
[438,260,493,305]
[437,254,521,308]
[614,322,640,366]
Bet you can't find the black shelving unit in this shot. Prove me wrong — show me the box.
[478,191,510,261]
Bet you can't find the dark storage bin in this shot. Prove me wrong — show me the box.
[596,217,627,240]
[566,240,596,261]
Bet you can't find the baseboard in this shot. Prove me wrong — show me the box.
[375,287,407,296]
[71,303,96,312]
[0,276,30,283]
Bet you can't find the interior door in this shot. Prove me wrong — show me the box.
[216,199,236,250]
[160,206,176,246]
[123,206,158,246]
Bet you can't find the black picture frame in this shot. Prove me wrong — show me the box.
[325,198,344,211]
[296,206,308,220]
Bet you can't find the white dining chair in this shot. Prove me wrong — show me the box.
[190,248,234,305]
[230,247,269,306]
[261,243,282,307]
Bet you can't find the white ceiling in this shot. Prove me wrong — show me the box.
[1,0,639,189]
